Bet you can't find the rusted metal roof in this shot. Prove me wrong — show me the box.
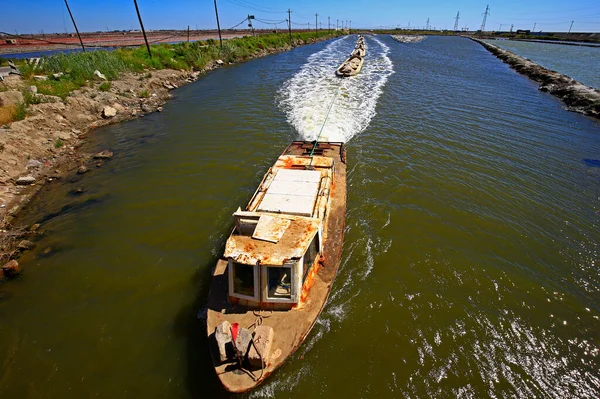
[224,216,320,266]
[273,155,333,169]
[225,153,334,265]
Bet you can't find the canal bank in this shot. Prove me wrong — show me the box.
[0,32,342,280]
[472,38,600,119]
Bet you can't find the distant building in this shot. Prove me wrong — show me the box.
[516,29,530,34]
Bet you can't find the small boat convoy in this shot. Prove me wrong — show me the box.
[336,35,366,77]
[206,141,347,393]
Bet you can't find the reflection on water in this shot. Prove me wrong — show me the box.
[0,36,599,398]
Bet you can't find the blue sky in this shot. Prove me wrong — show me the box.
[1,0,599,34]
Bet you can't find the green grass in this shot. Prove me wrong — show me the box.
[99,81,112,92]
[139,89,149,98]
[55,138,64,148]
[35,79,80,100]
[7,31,342,102]
[42,51,127,81]
[23,90,41,105]
[13,102,27,121]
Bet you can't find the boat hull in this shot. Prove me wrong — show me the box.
[335,57,364,77]
[206,141,347,393]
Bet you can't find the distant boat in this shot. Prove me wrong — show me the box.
[336,35,366,77]
[336,54,364,77]
[206,141,347,393]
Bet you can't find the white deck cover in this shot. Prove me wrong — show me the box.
[252,215,291,243]
[257,169,321,217]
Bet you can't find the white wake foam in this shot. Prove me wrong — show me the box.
[278,35,394,142]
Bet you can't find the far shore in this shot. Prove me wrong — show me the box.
[2,29,598,57]
[0,29,338,56]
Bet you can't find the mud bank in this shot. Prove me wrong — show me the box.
[472,38,600,119]
[0,35,339,279]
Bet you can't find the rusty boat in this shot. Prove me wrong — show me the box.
[206,141,347,393]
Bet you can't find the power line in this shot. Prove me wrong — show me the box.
[255,18,286,25]
[223,0,282,15]
[228,17,248,30]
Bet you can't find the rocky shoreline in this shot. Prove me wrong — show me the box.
[390,35,426,44]
[0,36,334,283]
[472,38,600,119]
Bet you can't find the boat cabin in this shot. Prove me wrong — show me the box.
[223,154,334,310]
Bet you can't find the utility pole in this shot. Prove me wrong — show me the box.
[315,13,318,37]
[426,17,430,30]
[187,25,190,42]
[63,0,85,52]
[499,24,503,31]
[287,9,292,44]
[248,14,255,36]
[480,4,490,32]
[568,20,574,34]
[133,0,151,57]
[454,11,460,31]
[510,24,514,33]
[349,21,352,33]
[532,22,536,32]
[328,16,330,32]
[213,0,223,49]
[336,19,339,30]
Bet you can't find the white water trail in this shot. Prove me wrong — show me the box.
[278,35,394,142]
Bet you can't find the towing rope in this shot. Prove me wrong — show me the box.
[249,309,273,331]
[310,79,345,156]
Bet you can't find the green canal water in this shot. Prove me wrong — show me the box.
[1,36,599,398]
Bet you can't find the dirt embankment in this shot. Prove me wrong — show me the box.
[472,38,600,119]
[0,35,336,283]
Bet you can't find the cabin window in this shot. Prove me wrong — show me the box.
[232,262,256,298]
[303,233,320,281]
[267,266,292,299]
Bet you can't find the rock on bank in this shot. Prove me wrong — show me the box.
[472,38,600,119]
[0,68,199,221]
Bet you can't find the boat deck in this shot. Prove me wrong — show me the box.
[206,141,347,392]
